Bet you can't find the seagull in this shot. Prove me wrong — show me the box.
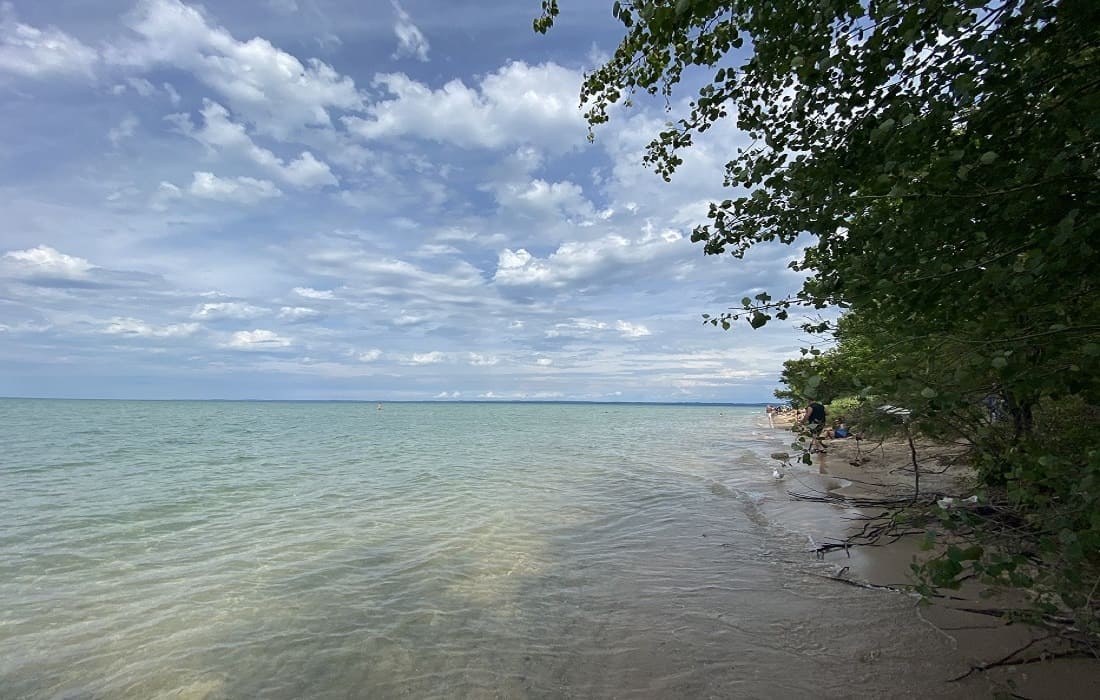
[772,468,785,480]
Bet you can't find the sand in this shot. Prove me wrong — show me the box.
[767,409,1100,698]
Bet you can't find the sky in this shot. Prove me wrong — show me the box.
[0,0,812,402]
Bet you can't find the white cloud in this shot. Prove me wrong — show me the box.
[2,245,93,279]
[468,353,498,366]
[535,357,553,366]
[358,348,382,362]
[104,317,199,338]
[108,114,139,146]
[278,306,320,321]
[615,320,651,338]
[226,328,291,349]
[0,2,98,78]
[391,1,429,62]
[544,318,608,339]
[107,0,364,139]
[493,229,686,289]
[409,351,444,365]
[191,301,266,320]
[492,178,594,219]
[344,61,585,153]
[163,81,181,104]
[279,151,338,188]
[173,101,338,187]
[294,286,335,300]
[126,76,156,95]
[187,171,282,203]
[304,249,486,302]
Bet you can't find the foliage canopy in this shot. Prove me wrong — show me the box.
[538,0,1100,634]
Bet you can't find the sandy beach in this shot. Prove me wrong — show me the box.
[767,409,1100,698]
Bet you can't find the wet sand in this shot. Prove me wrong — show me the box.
[767,411,1100,698]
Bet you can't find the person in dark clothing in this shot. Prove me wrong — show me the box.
[803,400,826,453]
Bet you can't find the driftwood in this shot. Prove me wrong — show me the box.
[788,489,919,508]
[947,633,1092,682]
[812,572,912,595]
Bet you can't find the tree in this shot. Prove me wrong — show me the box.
[536,0,1098,389]
[536,0,1100,454]
[538,0,1100,635]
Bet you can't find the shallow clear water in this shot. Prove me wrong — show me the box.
[0,400,968,698]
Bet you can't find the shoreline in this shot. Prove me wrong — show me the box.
[764,411,1100,697]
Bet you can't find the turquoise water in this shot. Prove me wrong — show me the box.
[0,400,966,698]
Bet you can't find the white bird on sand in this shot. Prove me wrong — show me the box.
[772,468,785,480]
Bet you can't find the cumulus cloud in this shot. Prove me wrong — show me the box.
[172,101,338,187]
[467,353,498,366]
[493,229,686,289]
[226,328,291,349]
[107,0,364,139]
[104,317,199,338]
[3,245,93,280]
[491,178,594,219]
[187,171,282,203]
[0,2,98,78]
[191,301,266,320]
[278,306,321,321]
[391,1,429,62]
[358,348,382,362]
[294,286,335,299]
[409,351,444,365]
[615,320,651,338]
[344,61,585,153]
[1,244,162,289]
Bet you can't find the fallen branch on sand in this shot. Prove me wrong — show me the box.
[812,572,912,595]
[788,489,919,508]
[947,633,1092,682]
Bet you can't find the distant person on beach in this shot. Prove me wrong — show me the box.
[803,400,826,453]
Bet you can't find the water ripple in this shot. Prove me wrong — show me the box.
[0,400,972,699]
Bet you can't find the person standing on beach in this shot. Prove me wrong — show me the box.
[803,400,826,453]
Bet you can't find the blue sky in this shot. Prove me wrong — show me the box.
[0,0,810,402]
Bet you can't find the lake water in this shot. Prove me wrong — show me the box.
[0,400,969,698]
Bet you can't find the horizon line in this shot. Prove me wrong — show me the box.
[0,396,774,406]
